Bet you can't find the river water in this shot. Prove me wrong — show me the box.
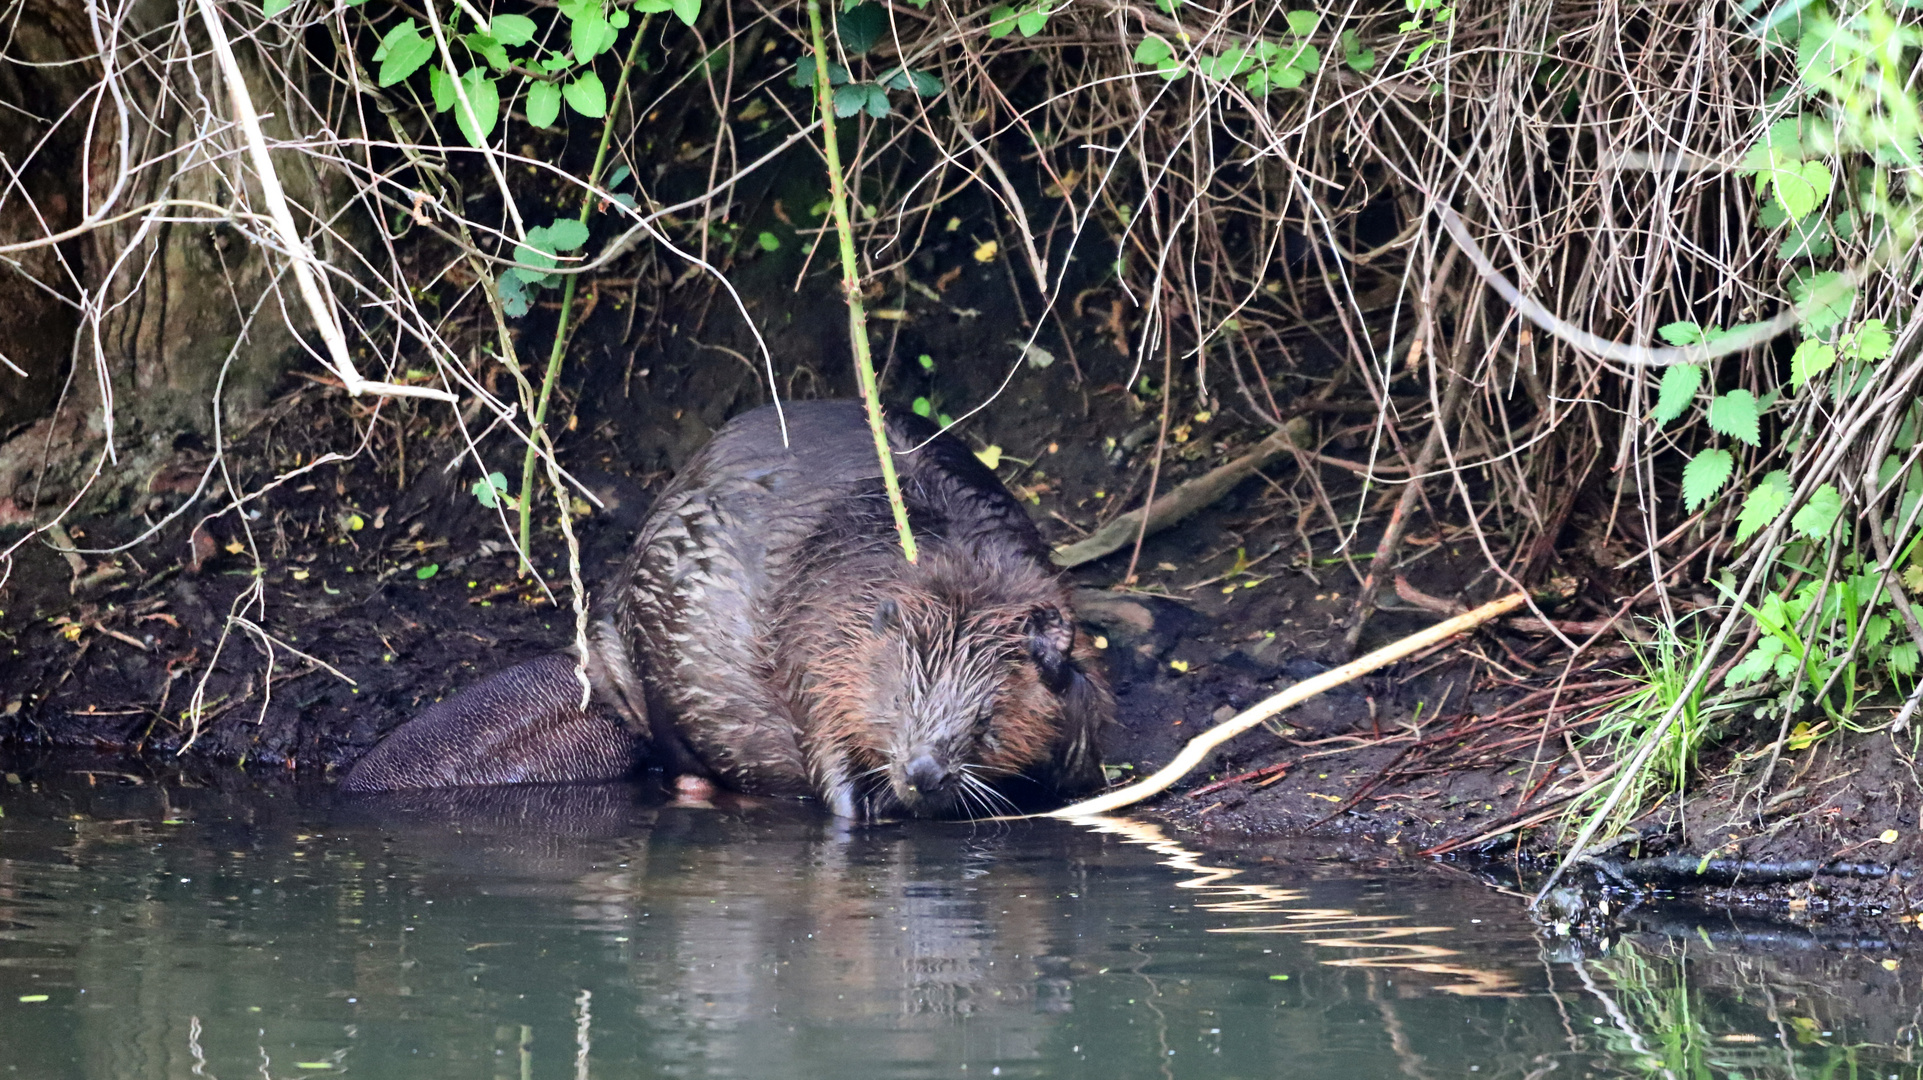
[0,762,1916,1080]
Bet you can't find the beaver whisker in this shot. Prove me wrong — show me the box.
[958,770,1018,818]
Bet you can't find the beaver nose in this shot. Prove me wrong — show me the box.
[905,753,948,794]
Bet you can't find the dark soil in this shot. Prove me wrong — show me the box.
[3,179,1919,934]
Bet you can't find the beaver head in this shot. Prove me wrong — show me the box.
[805,548,1109,819]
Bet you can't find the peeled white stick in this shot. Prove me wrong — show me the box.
[192,0,455,403]
[1046,591,1530,818]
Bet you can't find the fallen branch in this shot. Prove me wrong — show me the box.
[1043,591,1529,818]
[1052,417,1311,568]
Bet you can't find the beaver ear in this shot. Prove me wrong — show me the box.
[872,597,901,636]
[1024,606,1076,694]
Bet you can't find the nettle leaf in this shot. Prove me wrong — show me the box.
[1791,482,1843,539]
[1735,469,1791,543]
[1848,318,1894,362]
[1791,269,1855,335]
[1769,158,1831,221]
[564,71,608,117]
[1726,637,1783,687]
[489,14,538,46]
[837,3,887,53]
[1651,362,1701,426]
[1777,211,1832,258]
[453,69,500,146]
[1790,338,1836,388]
[1657,320,1703,346]
[1681,447,1734,512]
[1134,35,1175,64]
[526,81,562,128]
[377,20,433,87]
[1708,388,1761,446]
[832,83,868,117]
[1285,9,1320,34]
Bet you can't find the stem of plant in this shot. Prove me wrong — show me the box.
[516,20,651,574]
[806,0,917,564]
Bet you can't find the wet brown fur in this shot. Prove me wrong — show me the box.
[345,401,1111,818]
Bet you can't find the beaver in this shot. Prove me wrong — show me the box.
[342,400,1112,819]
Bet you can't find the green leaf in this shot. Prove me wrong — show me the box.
[1735,470,1791,543]
[912,396,933,417]
[1682,447,1734,511]
[757,231,780,252]
[416,564,441,580]
[1134,35,1174,64]
[1789,338,1836,388]
[497,268,531,317]
[1791,269,1855,334]
[452,69,500,146]
[489,14,538,46]
[863,83,891,118]
[472,471,510,507]
[832,83,867,117]
[1708,389,1761,446]
[1657,320,1702,346]
[1285,42,1320,70]
[669,0,701,26]
[1890,642,1920,678]
[564,71,608,118]
[1651,363,1701,426]
[526,80,562,128]
[1203,47,1253,79]
[1285,9,1320,34]
[1791,482,1843,539]
[1768,159,1830,221]
[1777,214,1832,258]
[1727,637,1783,686]
[1016,5,1050,35]
[377,21,433,87]
[988,4,1018,37]
[464,32,510,71]
[1848,318,1893,362]
[917,353,935,370]
[1341,29,1376,70]
[837,2,887,53]
[908,69,942,95]
[264,0,294,16]
[1273,63,1306,88]
[543,218,589,251]
[428,65,456,112]
[570,7,616,63]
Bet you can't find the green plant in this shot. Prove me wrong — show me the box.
[804,0,918,563]
[1566,626,1723,836]
[788,3,943,117]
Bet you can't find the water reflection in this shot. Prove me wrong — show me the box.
[0,764,1917,1080]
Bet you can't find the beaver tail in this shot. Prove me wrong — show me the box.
[339,653,639,792]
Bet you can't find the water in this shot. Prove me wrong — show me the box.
[0,763,1917,1080]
